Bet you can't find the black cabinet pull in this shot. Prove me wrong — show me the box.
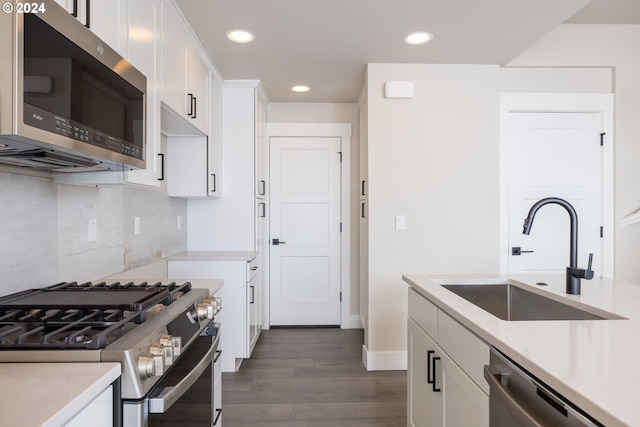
[84,0,90,28]
[157,153,165,181]
[187,93,194,117]
[427,350,435,385]
[210,173,216,192]
[213,408,222,426]
[259,202,266,218]
[432,356,441,392]
[260,180,266,196]
[361,180,366,196]
[250,285,254,304]
[361,202,366,218]
[72,0,78,17]
[213,349,222,363]
[192,96,197,119]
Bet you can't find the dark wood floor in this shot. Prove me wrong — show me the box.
[222,328,407,426]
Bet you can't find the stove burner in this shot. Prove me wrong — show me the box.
[0,281,192,350]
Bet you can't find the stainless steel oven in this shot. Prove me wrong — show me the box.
[484,347,603,427]
[0,280,222,427]
[127,322,221,426]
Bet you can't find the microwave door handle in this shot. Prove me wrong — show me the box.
[483,365,543,427]
[148,337,218,413]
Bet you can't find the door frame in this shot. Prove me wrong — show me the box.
[265,122,352,328]
[499,92,614,277]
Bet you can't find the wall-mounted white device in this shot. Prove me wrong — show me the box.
[384,81,414,99]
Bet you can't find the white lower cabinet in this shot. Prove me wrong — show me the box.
[408,288,489,427]
[213,333,223,426]
[168,258,262,372]
[65,384,114,427]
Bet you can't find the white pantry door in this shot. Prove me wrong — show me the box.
[508,112,603,274]
[270,137,341,326]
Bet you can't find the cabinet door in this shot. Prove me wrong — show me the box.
[248,275,258,353]
[166,136,208,197]
[126,0,162,187]
[189,51,210,134]
[254,90,267,199]
[408,319,439,427]
[88,0,128,56]
[439,351,489,427]
[207,71,223,196]
[161,2,189,118]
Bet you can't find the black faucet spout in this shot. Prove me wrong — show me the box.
[522,197,593,295]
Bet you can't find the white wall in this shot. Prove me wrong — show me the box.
[364,64,501,367]
[0,170,188,296]
[507,24,640,282]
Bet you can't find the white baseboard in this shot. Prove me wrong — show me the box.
[362,345,407,371]
[342,314,362,329]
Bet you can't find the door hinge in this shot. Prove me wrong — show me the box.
[338,151,342,163]
[600,226,604,238]
[600,133,606,146]
[340,292,342,302]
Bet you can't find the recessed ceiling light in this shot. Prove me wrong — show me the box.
[291,85,310,93]
[404,31,433,45]
[226,29,255,44]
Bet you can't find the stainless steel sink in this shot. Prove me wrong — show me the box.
[440,283,623,321]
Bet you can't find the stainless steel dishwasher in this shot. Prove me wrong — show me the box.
[484,348,603,427]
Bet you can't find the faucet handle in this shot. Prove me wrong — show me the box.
[583,253,594,280]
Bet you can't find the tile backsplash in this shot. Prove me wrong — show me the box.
[0,171,187,296]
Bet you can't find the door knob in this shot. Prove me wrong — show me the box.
[272,238,286,245]
[511,247,534,256]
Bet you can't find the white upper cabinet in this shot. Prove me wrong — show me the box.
[161,1,210,135]
[126,0,163,187]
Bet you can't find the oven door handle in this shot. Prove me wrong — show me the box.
[148,336,219,413]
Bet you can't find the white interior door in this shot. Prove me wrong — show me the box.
[270,137,341,326]
[508,112,603,274]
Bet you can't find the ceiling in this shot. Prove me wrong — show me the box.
[175,0,640,103]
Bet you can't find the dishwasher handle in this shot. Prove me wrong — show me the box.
[484,365,543,427]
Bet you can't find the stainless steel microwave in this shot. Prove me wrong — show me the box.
[0,0,146,172]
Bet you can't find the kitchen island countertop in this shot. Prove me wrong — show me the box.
[403,274,640,427]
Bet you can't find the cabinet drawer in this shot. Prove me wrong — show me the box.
[408,288,438,340]
[437,311,489,395]
[246,257,258,282]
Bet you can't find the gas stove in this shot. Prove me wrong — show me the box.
[0,280,221,400]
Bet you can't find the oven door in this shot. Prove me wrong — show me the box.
[123,323,220,427]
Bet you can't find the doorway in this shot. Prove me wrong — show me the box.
[500,93,614,277]
[266,123,352,328]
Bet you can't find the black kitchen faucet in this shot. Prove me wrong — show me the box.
[522,197,594,295]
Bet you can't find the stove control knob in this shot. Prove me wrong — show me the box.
[149,344,168,369]
[204,296,221,314]
[160,335,182,358]
[138,352,164,379]
[197,302,215,320]
[152,341,173,366]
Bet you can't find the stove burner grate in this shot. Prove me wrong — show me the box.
[0,280,193,350]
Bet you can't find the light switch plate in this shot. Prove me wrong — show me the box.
[395,215,406,230]
[88,218,97,242]
[134,217,141,235]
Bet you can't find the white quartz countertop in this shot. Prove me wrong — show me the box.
[403,274,640,427]
[104,260,224,295]
[0,362,120,427]
[169,250,257,262]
